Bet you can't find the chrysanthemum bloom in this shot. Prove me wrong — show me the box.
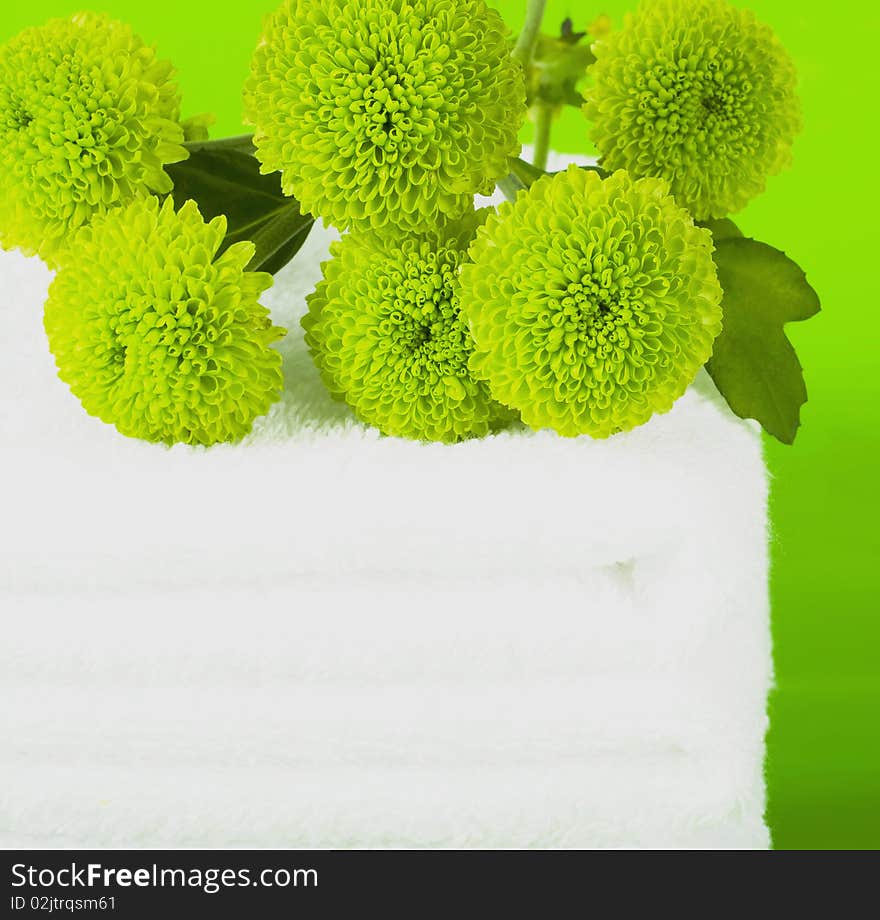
[244,0,525,234]
[460,166,723,438]
[583,0,801,219]
[303,211,510,442]
[44,197,285,446]
[0,13,187,264]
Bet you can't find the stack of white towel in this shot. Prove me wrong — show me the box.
[0,155,771,848]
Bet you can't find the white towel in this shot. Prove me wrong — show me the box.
[0,153,771,849]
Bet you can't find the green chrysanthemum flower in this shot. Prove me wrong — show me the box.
[583,0,801,219]
[0,13,187,264]
[44,197,285,446]
[244,0,525,234]
[460,166,723,438]
[303,211,510,442]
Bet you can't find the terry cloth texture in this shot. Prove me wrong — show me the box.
[0,153,771,849]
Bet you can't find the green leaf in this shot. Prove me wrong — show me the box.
[184,134,256,156]
[507,156,547,191]
[706,238,821,444]
[698,218,743,242]
[247,202,315,275]
[529,29,596,110]
[166,146,314,275]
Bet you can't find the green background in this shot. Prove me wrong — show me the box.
[3,0,877,848]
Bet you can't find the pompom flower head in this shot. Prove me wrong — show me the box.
[583,0,801,219]
[244,0,525,234]
[303,211,510,442]
[0,13,187,263]
[44,197,285,446]
[460,166,722,438]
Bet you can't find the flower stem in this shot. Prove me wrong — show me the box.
[531,104,552,172]
[512,0,547,66]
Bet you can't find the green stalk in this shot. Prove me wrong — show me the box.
[531,103,552,172]
[509,0,552,186]
[512,0,547,66]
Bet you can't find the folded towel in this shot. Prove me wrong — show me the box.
[0,153,771,849]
